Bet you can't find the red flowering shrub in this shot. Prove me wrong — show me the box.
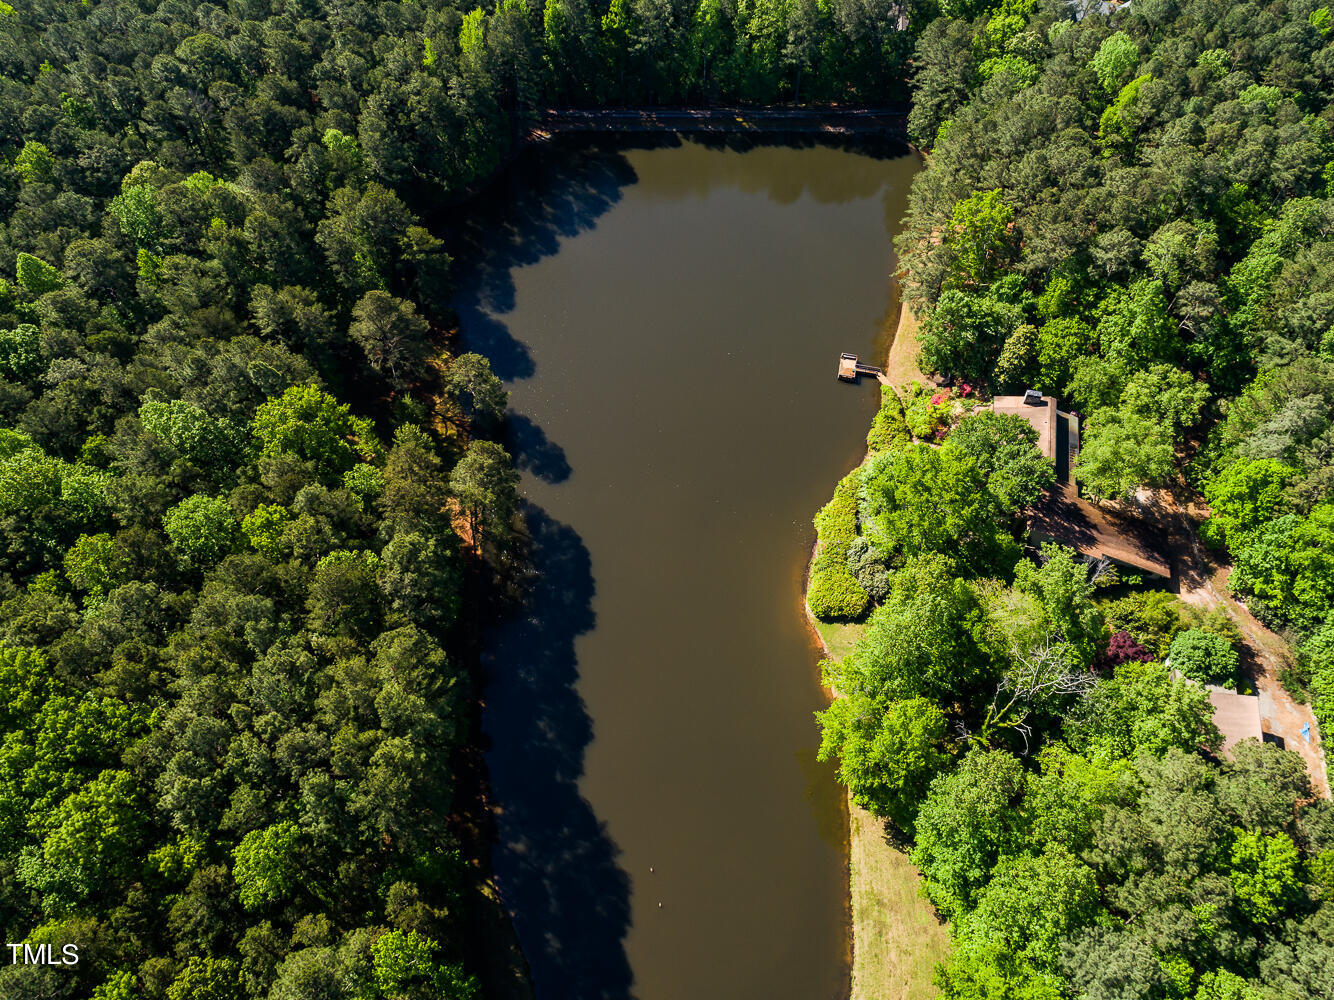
[1094,630,1154,674]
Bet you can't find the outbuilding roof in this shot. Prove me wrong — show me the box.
[1207,688,1264,757]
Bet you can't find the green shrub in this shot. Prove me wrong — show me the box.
[808,551,870,621]
[813,470,860,550]
[1168,628,1240,686]
[866,386,910,453]
[809,470,869,621]
[902,382,951,440]
[1184,604,1243,646]
[846,536,890,601]
[1100,590,1185,657]
[1278,663,1309,704]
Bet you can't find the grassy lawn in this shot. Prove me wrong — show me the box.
[885,302,927,392]
[849,799,950,1000]
[813,620,867,661]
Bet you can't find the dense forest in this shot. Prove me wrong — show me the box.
[812,0,1334,997]
[0,0,540,997]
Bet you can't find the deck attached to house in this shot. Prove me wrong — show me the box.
[1029,482,1172,578]
[985,392,1172,579]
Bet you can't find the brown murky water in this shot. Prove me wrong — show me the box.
[456,137,919,1000]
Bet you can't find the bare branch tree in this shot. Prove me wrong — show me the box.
[1087,555,1118,588]
[964,634,1096,753]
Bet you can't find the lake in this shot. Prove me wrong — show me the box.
[455,136,920,1000]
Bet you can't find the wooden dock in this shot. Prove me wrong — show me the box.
[837,353,886,383]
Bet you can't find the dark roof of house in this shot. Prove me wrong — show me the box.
[984,393,1173,577]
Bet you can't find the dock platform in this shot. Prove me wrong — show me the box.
[837,353,885,382]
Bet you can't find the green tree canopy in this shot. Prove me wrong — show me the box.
[442,353,508,430]
[448,440,519,549]
[162,495,239,568]
[958,845,1099,969]
[1228,828,1303,924]
[859,443,1020,576]
[944,189,1015,288]
[912,749,1028,920]
[349,291,431,389]
[233,820,301,911]
[833,553,998,704]
[140,395,246,473]
[943,411,1055,514]
[1066,660,1222,763]
[1120,365,1209,438]
[1200,459,1297,551]
[1013,545,1107,669]
[14,140,55,185]
[816,694,949,832]
[1231,506,1334,630]
[1075,409,1176,502]
[373,929,477,1000]
[251,385,371,477]
[1090,32,1140,93]
[918,288,1024,384]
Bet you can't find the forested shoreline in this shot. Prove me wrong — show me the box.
[812,1,1334,997]
[0,1,541,996]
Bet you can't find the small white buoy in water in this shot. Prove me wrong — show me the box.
[658,902,662,908]
[649,867,654,874]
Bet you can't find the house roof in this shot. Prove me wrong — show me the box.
[983,393,1173,577]
[1207,688,1264,757]
[991,394,1058,464]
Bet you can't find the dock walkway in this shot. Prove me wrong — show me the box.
[838,353,887,383]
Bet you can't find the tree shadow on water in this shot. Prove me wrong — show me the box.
[481,502,633,1000]
[505,413,572,484]
[448,143,640,382]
